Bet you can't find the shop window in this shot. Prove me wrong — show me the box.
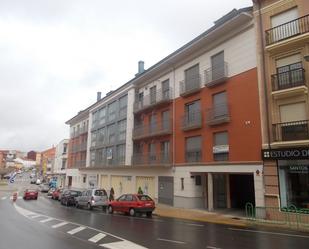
[195,175,202,186]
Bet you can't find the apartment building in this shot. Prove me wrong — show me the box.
[41,147,55,176]
[65,108,89,188]
[52,139,69,187]
[253,0,309,210]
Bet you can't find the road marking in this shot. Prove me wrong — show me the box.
[207,246,222,249]
[67,226,86,235]
[18,196,22,199]
[88,233,106,243]
[100,241,148,249]
[229,228,309,239]
[186,223,204,227]
[29,214,42,218]
[52,222,68,228]
[157,238,186,244]
[1,197,7,200]
[40,218,54,223]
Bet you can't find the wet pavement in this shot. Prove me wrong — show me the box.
[1,178,309,249]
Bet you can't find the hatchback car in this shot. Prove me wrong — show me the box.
[60,190,82,206]
[40,183,50,193]
[23,189,38,200]
[108,194,155,217]
[75,189,108,210]
[51,188,63,200]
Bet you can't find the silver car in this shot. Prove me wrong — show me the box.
[75,189,108,210]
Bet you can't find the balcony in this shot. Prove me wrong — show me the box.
[185,150,202,163]
[179,74,202,97]
[134,88,172,113]
[132,152,171,166]
[266,14,309,46]
[206,103,230,126]
[273,120,309,142]
[74,160,86,168]
[181,110,202,131]
[205,62,228,87]
[133,120,172,140]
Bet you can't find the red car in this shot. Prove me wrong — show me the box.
[51,188,63,200]
[108,194,155,217]
[23,189,38,200]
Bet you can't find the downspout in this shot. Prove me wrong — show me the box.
[172,66,176,171]
[257,0,271,150]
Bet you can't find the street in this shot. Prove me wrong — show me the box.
[0,177,309,249]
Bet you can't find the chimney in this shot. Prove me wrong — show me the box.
[97,91,102,101]
[136,61,145,75]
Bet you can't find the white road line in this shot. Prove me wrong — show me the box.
[52,222,68,228]
[18,196,22,199]
[157,238,186,244]
[1,197,7,200]
[186,223,204,227]
[88,233,106,243]
[229,228,309,239]
[29,214,42,218]
[67,226,86,235]
[40,218,54,223]
[100,241,148,249]
[207,246,222,249]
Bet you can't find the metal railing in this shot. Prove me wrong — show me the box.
[246,203,309,231]
[266,14,309,45]
[132,152,171,165]
[73,160,86,168]
[272,63,306,91]
[205,62,228,87]
[181,110,202,130]
[134,88,172,112]
[273,120,309,142]
[179,74,202,96]
[206,103,230,125]
[133,120,171,139]
[71,142,87,153]
[185,150,202,163]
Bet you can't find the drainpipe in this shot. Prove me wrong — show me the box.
[257,0,271,150]
[172,66,176,170]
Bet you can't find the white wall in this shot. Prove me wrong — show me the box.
[54,139,69,174]
[125,88,135,165]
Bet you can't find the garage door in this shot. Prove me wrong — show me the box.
[158,176,174,206]
[111,176,133,198]
[100,175,109,191]
[136,176,155,199]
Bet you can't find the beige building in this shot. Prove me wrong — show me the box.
[253,0,309,209]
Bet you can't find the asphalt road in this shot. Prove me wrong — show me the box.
[1,175,309,249]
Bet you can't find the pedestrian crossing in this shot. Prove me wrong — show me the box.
[14,204,148,249]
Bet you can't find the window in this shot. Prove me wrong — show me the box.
[63,144,67,154]
[118,119,127,142]
[91,131,97,147]
[98,107,106,126]
[97,128,105,145]
[90,151,95,166]
[149,143,156,163]
[162,79,170,99]
[138,92,144,108]
[185,100,201,126]
[116,144,125,165]
[185,136,202,162]
[107,124,116,144]
[185,64,199,90]
[212,91,228,118]
[149,113,157,133]
[160,141,170,163]
[106,147,113,165]
[213,131,229,161]
[195,175,202,186]
[162,110,170,130]
[95,149,103,166]
[61,159,66,170]
[119,95,128,117]
[108,101,117,121]
[150,86,157,104]
[211,51,225,81]
[181,178,184,190]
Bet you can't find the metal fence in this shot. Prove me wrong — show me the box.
[245,203,309,231]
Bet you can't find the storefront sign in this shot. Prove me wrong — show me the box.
[288,165,308,173]
[213,145,229,154]
[262,147,309,160]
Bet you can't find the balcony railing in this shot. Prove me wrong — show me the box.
[132,152,171,165]
[71,142,87,153]
[185,150,202,163]
[134,88,172,113]
[271,63,306,91]
[273,120,309,142]
[133,120,172,139]
[206,103,230,125]
[181,110,202,131]
[179,74,202,97]
[74,160,86,168]
[205,62,228,87]
[266,14,309,45]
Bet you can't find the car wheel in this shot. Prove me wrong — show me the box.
[87,203,93,210]
[35,197,38,200]
[65,200,69,206]
[23,197,26,200]
[129,208,135,217]
[108,205,113,214]
[146,212,152,218]
[102,206,107,212]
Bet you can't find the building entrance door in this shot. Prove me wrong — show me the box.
[213,174,227,208]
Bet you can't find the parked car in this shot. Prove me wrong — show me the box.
[60,190,82,206]
[23,189,38,200]
[51,188,63,200]
[39,183,50,193]
[36,179,41,185]
[30,178,37,184]
[108,194,155,217]
[75,189,108,210]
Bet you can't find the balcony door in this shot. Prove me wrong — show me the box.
[213,91,227,118]
[211,51,224,81]
[185,100,200,125]
[162,79,170,100]
[162,110,170,131]
[185,64,199,91]
[150,86,157,104]
[279,102,308,141]
[149,113,157,133]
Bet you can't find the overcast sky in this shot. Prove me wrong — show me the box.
[0,0,252,152]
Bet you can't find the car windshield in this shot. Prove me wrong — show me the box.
[137,195,152,201]
[70,191,81,197]
[94,190,107,196]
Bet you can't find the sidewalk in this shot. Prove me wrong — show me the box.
[153,204,247,227]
